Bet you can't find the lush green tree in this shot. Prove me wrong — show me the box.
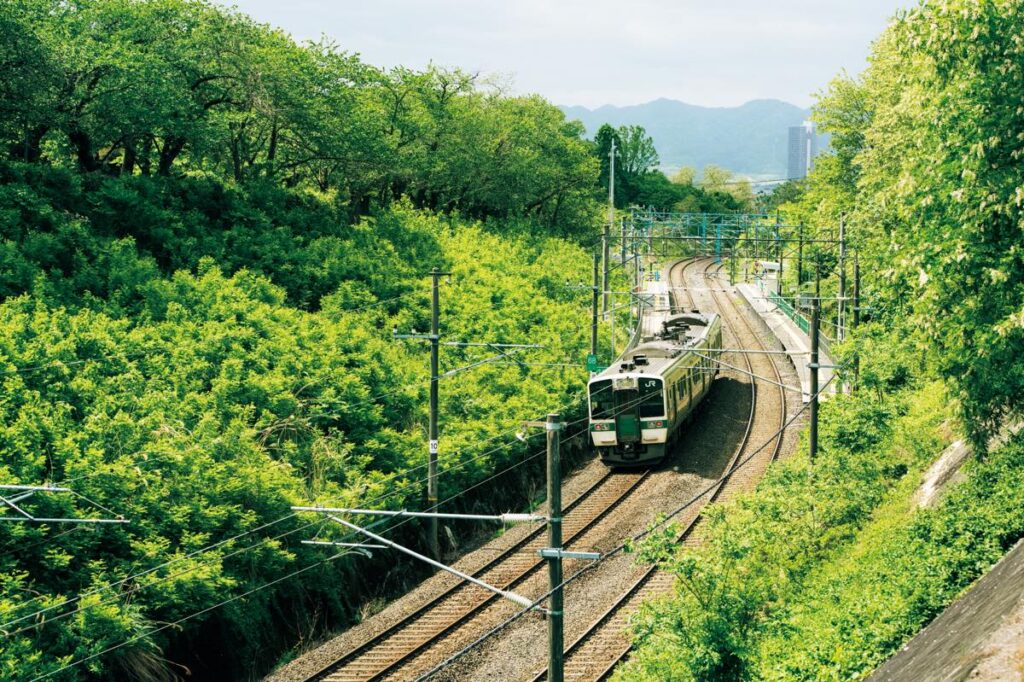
[851,0,1024,444]
[616,125,659,178]
[670,167,696,186]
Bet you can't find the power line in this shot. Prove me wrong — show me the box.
[13,384,635,679]
[416,375,836,681]
[2,516,330,639]
[27,547,355,682]
[0,384,607,633]
[2,277,603,654]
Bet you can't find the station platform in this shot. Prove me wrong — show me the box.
[734,281,837,402]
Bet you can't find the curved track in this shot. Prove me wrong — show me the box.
[527,257,790,681]
[290,256,792,682]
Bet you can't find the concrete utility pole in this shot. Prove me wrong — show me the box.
[603,139,615,315]
[620,222,626,274]
[809,299,820,466]
[815,257,821,300]
[853,253,861,390]
[853,254,861,329]
[545,413,564,682]
[428,268,442,561]
[394,268,451,561]
[838,216,847,341]
[797,222,804,288]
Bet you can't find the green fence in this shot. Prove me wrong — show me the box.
[767,289,810,334]
[763,286,834,356]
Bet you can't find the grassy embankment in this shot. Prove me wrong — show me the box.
[618,366,1024,680]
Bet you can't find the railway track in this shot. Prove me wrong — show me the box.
[672,257,700,311]
[296,459,651,681]
[283,263,691,682]
[526,256,790,681]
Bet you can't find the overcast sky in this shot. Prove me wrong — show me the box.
[224,0,912,109]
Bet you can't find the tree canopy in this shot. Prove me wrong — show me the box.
[788,0,1024,445]
[0,0,598,235]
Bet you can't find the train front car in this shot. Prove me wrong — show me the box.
[588,311,721,467]
[588,361,668,466]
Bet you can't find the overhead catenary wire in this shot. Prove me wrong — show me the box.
[8,386,631,653]
[51,360,502,491]
[0,383,612,633]
[47,284,594,493]
[13,282,650,673]
[690,350,807,395]
[27,547,355,682]
[21,400,625,680]
[415,374,837,681]
[1,515,331,639]
[3,272,608,650]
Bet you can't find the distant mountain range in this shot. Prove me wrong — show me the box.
[559,98,827,179]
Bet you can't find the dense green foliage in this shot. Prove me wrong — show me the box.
[618,1,1024,679]
[0,177,600,679]
[783,0,1024,446]
[0,0,642,678]
[619,377,1024,680]
[1,0,599,234]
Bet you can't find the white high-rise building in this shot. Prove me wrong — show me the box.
[787,121,817,179]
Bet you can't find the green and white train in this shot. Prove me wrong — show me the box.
[588,311,722,466]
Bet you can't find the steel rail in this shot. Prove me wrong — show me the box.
[528,257,790,681]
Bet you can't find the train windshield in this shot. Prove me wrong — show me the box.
[589,380,614,419]
[638,378,664,418]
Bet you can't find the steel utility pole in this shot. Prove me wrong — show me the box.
[620,222,626,274]
[797,222,804,287]
[428,268,442,561]
[546,413,564,682]
[853,254,861,329]
[809,299,820,466]
[632,219,640,293]
[853,253,861,390]
[778,231,785,297]
[838,217,847,341]
[815,257,821,300]
[603,139,615,315]
[591,252,599,358]
[394,268,451,561]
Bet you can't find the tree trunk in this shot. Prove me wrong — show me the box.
[158,136,186,176]
[265,118,278,179]
[138,137,153,176]
[68,126,99,172]
[231,136,243,183]
[19,125,48,162]
[122,139,136,176]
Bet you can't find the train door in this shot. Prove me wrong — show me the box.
[612,379,641,444]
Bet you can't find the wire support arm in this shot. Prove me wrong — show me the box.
[324,515,544,612]
[291,507,545,524]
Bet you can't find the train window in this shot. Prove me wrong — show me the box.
[638,378,664,418]
[589,380,614,419]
